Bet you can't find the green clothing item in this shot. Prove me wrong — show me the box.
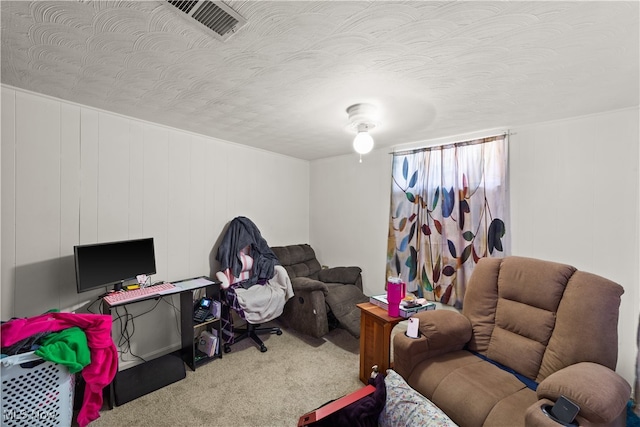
[35,326,90,374]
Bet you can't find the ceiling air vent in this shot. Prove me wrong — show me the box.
[166,0,246,41]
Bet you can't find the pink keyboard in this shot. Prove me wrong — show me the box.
[103,282,177,306]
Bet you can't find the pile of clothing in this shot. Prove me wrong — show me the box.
[215,216,294,344]
[1,311,117,427]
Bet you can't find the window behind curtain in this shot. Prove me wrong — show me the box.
[386,134,508,308]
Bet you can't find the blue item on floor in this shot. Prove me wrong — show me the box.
[628,401,640,427]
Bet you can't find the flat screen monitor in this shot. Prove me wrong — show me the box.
[74,237,156,293]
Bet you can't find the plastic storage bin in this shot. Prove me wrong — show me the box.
[1,351,75,427]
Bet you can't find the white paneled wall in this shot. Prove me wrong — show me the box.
[59,103,81,311]
[509,109,639,386]
[310,107,639,385]
[15,91,63,315]
[1,86,309,367]
[310,149,392,297]
[1,87,16,318]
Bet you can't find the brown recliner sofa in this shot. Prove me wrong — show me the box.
[393,256,631,427]
[271,244,368,338]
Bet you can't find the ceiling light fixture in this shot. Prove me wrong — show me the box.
[346,103,379,162]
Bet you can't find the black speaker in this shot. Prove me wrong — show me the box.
[551,395,580,424]
[113,353,186,406]
[541,395,580,427]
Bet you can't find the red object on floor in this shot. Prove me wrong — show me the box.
[297,385,376,426]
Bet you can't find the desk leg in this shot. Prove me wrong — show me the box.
[102,300,115,409]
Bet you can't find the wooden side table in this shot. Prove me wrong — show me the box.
[357,302,405,384]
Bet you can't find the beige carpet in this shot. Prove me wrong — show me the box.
[87,321,363,427]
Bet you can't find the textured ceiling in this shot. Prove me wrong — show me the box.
[1,1,638,160]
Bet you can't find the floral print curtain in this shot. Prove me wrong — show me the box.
[386,135,508,308]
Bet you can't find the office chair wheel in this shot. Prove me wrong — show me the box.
[224,344,232,353]
[259,344,267,352]
[276,330,282,335]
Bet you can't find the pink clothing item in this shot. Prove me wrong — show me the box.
[217,246,254,289]
[1,312,117,427]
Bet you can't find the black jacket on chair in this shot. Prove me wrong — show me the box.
[216,216,279,289]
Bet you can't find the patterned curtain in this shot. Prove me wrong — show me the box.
[386,135,508,308]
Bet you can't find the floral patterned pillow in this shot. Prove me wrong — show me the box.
[379,370,458,427]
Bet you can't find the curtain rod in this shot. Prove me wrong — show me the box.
[390,131,511,156]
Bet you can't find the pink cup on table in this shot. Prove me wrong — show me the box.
[386,277,405,317]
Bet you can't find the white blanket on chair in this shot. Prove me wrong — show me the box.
[234,265,294,324]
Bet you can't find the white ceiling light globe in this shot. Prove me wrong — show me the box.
[353,131,374,154]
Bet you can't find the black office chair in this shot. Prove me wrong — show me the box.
[214,217,293,353]
[221,287,283,353]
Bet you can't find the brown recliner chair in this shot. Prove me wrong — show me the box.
[271,244,368,338]
[393,256,631,427]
